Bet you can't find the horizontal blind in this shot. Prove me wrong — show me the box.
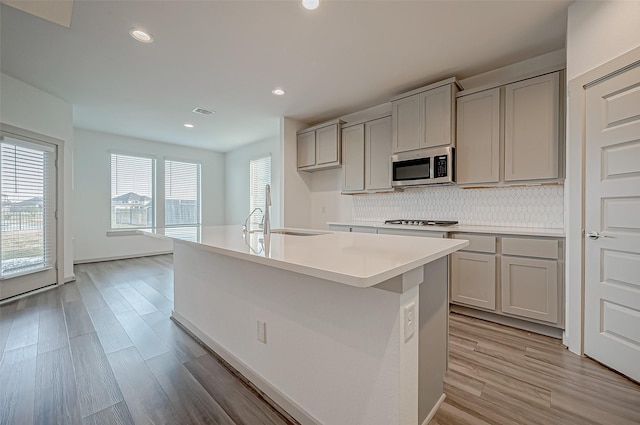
[165,160,201,226]
[1,139,55,278]
[111,154,154,229]
[249,156,271,229]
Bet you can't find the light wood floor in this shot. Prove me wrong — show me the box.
[432,314,640,425]
[1,255,639,425]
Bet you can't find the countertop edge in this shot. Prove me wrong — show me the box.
[327,222,566,237]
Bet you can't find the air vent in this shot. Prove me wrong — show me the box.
[192,107,215,116]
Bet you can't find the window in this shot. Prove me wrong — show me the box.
[0,139,56,278]
[110,154,154,229]
[249,156,271,229]
[165,160,200,227]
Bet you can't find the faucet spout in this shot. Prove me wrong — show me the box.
[264,184,271,236]
[243,207,263,235]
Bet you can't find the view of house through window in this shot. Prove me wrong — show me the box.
[165,160,200,227]
[110,154,155,229]
[249,156,271,230]
[110,154,201,231]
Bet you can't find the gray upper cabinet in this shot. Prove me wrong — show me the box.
[342,124,365,192]
[421,84,456,149]
[456,71,563,185]
[341,116,392,193]
[391,95,421,153]
[365,116,392,191]
[297,131,316,168]
[392,78,458,154]
[504,72,560,181]
[456,88,501,184]
[297,120,343,171]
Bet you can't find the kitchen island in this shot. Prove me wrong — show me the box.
[147,226,467,425]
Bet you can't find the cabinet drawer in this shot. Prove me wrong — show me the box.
[452,233,496,253]
[502,237,559,259]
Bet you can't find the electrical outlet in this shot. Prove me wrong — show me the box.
[404,302,416,341]
[257,320,266,344]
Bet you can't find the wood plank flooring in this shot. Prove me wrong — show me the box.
[1,254,639,425]
[432,314,640,425]
[0,255,294,425]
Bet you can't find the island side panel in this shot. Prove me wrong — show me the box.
[172,241,413,425]
[418,257,448,424]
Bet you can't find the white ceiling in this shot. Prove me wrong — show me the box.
[1,1,571,152]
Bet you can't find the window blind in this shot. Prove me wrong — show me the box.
[165,160,201,226]
[249,156,271,229]
[110,154,154,229]
[0,139,56,278]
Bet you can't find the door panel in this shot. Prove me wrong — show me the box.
[0,136,57,301]
[585,61,640,382]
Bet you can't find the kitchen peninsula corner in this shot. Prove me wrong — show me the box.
[143,226,467,425]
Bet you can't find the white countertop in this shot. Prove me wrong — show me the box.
[142,225,468,288]
[327,221,565,237]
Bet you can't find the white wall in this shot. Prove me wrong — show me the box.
[281,117,312,228]
[566,1,640,81]
[224,136,281,227]
[73,128,225,263]
[564,0,640,354]
[0,73,75,281]
[309,169,353,230]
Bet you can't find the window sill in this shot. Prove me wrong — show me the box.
[106,229,145,237]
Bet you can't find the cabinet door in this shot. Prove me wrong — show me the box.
[342,125,365,192]
[504,72,560,181]
[456,88,501,184]
[316,124,340,166]
[501,256,558,323]
[365,116,392,191]
[392,94,421,153]
[297,131,316,168]
[450,252,496,310]
[420,84,454,149]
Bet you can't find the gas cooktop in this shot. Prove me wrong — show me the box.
[384,219,459,227]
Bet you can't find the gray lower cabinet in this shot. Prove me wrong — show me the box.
[450,233,564,329]
[450,252,496,310]
[501,256,558,323]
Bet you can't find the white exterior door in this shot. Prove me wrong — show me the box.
[584,61,640,382]
[0,136,57,300]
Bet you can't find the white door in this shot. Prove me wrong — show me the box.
[584,61,640,382]
[0,136,57,300]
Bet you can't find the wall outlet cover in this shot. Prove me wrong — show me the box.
[404,302,416,341]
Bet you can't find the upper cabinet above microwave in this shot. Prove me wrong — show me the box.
[391,77,460,154]
[456,71,565,186]
[297,119,345,172]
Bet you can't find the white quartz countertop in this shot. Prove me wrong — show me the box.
[327,221,565,237]
[142,225,468,288]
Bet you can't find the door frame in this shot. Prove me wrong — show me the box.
[565,46,640,355]
[0,123,66,293]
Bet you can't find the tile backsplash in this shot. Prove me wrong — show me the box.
[352,185,564,228]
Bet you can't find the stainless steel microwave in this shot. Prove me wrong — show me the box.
[391,146,455,188]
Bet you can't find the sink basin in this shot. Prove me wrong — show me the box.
[270,229,324,236]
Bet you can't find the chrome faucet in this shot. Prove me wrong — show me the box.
[243,207,263,235]
[263,184,271,236]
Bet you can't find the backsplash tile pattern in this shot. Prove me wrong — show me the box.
[352,185,564,228]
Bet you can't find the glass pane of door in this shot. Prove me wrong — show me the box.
[0,136,57,300]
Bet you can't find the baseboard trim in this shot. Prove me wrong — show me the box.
[450,305,564,339]
[422,393,445,425]
[73,251,173,265]
[171,311,320,425]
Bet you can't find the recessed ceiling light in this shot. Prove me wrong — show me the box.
[129,29,154,43]
[302,0,319,10]
[272,88,286,96]
[184,123,194,128]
